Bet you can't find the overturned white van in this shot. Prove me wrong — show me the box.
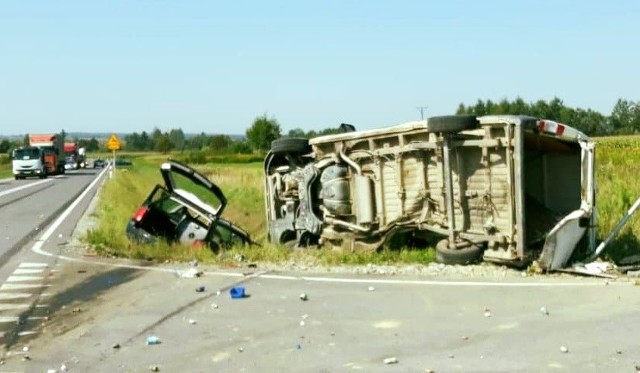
[264,115,596,270]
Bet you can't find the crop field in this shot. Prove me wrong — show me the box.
[82,136,640,266]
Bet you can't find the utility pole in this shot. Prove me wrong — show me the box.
[417,106,428,120]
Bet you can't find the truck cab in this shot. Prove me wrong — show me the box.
[12,146,48,179]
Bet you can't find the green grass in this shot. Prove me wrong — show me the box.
[84,138,640,266]
[0,155,11,178]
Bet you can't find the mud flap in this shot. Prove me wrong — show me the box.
[538,209,589,271]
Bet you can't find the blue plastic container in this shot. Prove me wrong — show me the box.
[230,286,246,299]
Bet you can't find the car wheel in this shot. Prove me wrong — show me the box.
[435,239,484,265]
[270,137,311,155]
[427,115,479,133]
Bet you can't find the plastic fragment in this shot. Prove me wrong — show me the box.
[383,357,398,365]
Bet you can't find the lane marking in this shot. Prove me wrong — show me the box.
[0,293,32,300]
[0,304,29,311]
[29,166,626,288]
[0,179,52,198]
[0,284,49,291]
[13,269,46,275]
[18,263,48,268]
[6,276,44,283]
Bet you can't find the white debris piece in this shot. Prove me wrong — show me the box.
[188,319,197,325]
[483,307,491,317]
[299,293,308,301]
[540,306,549,315]
[60,364,68,372]
[179,267,203,279]
[368,286,375,292]
[560,345,569,353]
[383,357,398,365]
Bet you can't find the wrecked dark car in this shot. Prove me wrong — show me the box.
[126,160,252,250]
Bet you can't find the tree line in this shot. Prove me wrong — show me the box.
[456,97,640,136]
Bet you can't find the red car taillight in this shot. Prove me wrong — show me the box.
[132,207,149,223]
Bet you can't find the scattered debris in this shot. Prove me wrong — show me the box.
[112,343,121,349]
[235,254,245,263]
[180,267,203,279]
[195,286,206,293]
[149,365,160,372]
[72,307,82,313]
[248,263,257,268]
[540,306,549,315]
[383,357,398,365]
[461,336,469,340]
[560,345,569,353]
[46,369,56,373]
[211,303,219,310]
[22,355,30,361]
[424,369,435,373]
[146,335,161,345]
[238,347,244,353]
[299,320,305,327]
[299,293,308,301]
[448,354,455,359]
[368,286,375,292]
[58,234,63,238]
[188,319,197,325]
[216,290,221,296]
[60,363,68,372]
[296,344,302,350]
[22,346,29,353]
[230,286,245,299]
[483,307,491,317]
[77,269,87,274]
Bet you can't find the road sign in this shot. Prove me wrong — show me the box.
[107,134,121,151]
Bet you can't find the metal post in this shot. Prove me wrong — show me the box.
[443,134,456,247]
[587,196,640,262]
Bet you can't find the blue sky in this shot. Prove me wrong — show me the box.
[1,1,638,135]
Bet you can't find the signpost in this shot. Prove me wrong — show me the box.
[107,134,121,178]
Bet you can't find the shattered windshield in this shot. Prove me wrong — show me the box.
[171,170,223,214]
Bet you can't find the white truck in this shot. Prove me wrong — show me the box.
[12,146,48,179]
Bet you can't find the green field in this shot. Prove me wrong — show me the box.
[81,137,640,266]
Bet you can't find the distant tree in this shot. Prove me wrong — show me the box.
[287,128,307,138]
[168,128,186,150]
[246,114,282,151]
[187,132,210,150]
[230,140,253,154]
[23,134,29,145]
[0,140,10,153]
[209,135,232,152]
[155,134,174,153]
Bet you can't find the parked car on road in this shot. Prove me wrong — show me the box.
[127,160,252,250]
[93,158,106,168]
[263,115,596,270]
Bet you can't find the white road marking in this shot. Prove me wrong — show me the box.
[0,293,32,300]
[0,304,30,311]
[0,284,49,291]
[6,276,44,283]
[0,179,52,198]
[18,262,48,268]
[0,316,19,323]
[29,166,626,288]
[13,269,46,275]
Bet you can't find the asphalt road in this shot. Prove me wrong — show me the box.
[0,167,639,372]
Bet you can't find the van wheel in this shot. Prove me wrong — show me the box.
[270,138,311,155]
[428,115,479,133]
[435,239,484,265]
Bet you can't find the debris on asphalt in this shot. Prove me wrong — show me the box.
[560,345,569,353]
[22,346,29,352]
[216,290,221,296]
[146,335,161,345]
[22,355,30,361]
[149,365,160,372]
[483,307,491,317]
[383,357,398,365]
[424,369,435,373]
[540,306,549,315]
[238,347,244,352]
[448,354,455,359]
[195,286,206,293]
[188,319,197,325]
[112,343,121,349]
[299,320,305,327]
[368,286,375,292]
[180,267,203,279]
[230,286,246,299]
[72,307,82,313]
[235,254,245,263]
[299,293,308,301]
[60,363,68,372]
[296,344,302,350]
[248,263,257,268]
[211,303,219,309]
[461,336,469,340]
[46,369,56,373]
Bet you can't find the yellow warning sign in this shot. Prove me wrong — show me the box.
[107,134,121,151]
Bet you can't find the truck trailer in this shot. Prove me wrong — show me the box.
[64,142,87,169]
[28,133,66,176]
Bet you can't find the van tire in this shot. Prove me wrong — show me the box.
[428,115,479,133]
[435,239,484,265]
[271,138,311,155]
